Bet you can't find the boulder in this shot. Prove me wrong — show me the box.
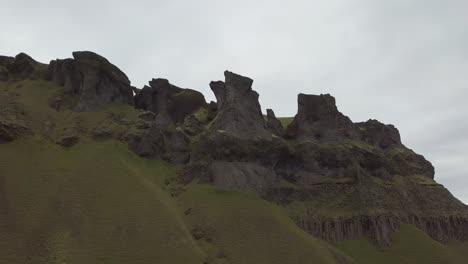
[48,51,134,111]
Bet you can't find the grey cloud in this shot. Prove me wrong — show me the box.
[1,0,467,202]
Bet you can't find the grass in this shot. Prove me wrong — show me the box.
[278,117,294,128]
[337,224,468,264]
[0,138,205,263]
[178,185,349,264]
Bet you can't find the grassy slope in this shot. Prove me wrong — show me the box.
[178,185,347,264]
[0,138,206,263]
[338,225,468,264]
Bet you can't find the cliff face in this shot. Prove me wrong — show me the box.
[1,51,467,248]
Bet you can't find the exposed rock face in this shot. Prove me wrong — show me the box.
[186,71,289,194]
[357,119,401,149]
[125,125,166,158]
[181,73,452,246]
[0,53,45,81]
[266,109,285,137]
[0,93,30,143]
[134,79,206,125]
[209,71,267,135]
[48,51,134,111]
[286,94,356,141]
[267,174,468,246]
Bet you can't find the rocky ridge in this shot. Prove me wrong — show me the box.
[1,51,467,247]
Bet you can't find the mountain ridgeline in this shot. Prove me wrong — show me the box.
[1,51,467,264]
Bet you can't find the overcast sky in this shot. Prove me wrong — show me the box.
[1,0,467,203]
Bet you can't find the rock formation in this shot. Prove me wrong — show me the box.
[209,71,267,135]
[134,78,206,125]
[48,51,134,111]
[286,93,356,141]
[0,53,46,81]
[186,71,289,194]
[0,95,29,143]
[266,109,285,137]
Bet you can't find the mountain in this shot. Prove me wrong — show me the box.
[1,51,467,264]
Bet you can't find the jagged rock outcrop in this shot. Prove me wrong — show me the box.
[127,78,206,163]
[209,71,267,135]
[48,51,134,111]
[357,119,401,149]
[266,109,285,137]
[186,71,288,194]
[0,53,46,81]
[134,79,206,125]
[286,94,357,141]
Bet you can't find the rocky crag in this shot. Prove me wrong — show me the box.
[1,51,467,247]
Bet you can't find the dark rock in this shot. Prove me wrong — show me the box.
[124,126,165,158]
[269,175,468,246]
[191,227,205,240]
[357,119,401,149]
[137,111,156,121]
[0,66,9,82]
[9,53,38,79]
[0,118,29,143]
[385,145,435,179]
[49,96,63,111]
[134,79,206,125]
[168,131,191,164]
[0,53,45,81]
[56,135,79,147]
[209,71,267,135]
[189,129,289,194]
[266,109,285,137]
[207,101,218,121]
[48,51,134,111]
[181,114,204,136]
[0,56,14,81]
[210,161,279,194]
[0,97,30,143]
[286,94,356,141]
